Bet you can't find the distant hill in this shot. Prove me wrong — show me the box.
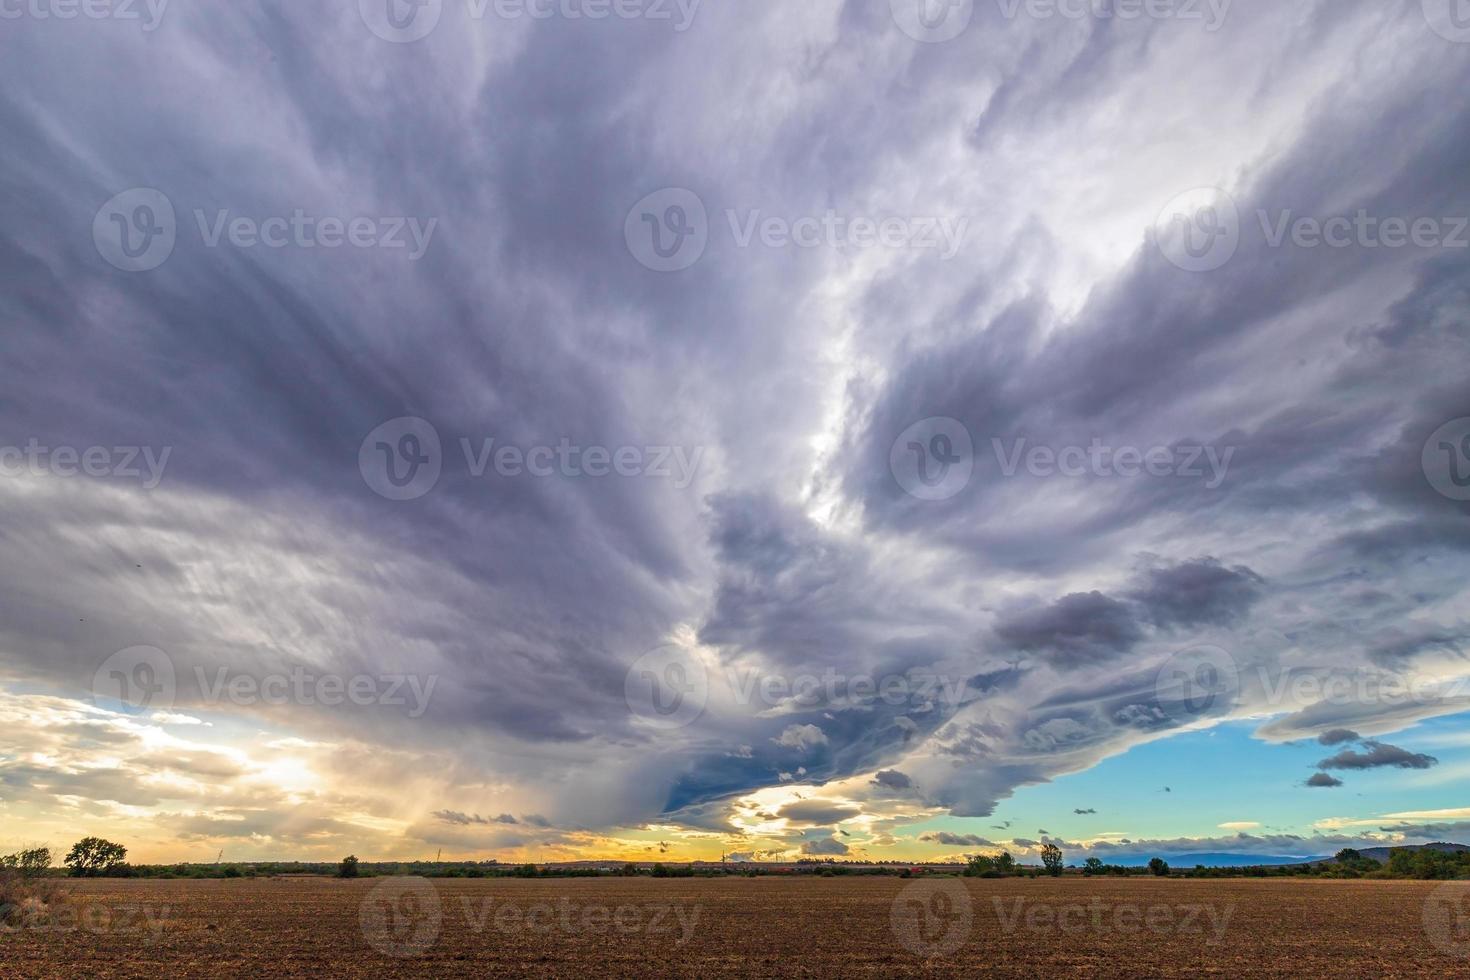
[1110,853,1316,868]
[1132,842,1470,868]
[1326,842,1470,864]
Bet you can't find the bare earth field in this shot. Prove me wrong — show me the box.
[4,876,1468,978]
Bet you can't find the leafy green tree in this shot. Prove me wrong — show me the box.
[1083,857,1104,876]
[338,855,360,878]
[1388,848,1416,876]
[1040,843,1063,876]
[1148,857,1170,877]
[965,854,995,877]
[994,851,1016,874]
[63,837,126,877]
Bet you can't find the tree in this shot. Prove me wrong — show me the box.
[338,855,360,878]
[0,847,51,879]
[64,837,126,877]
[994,851,1016,874]
[965,854,995,877]
[1083,857,1104,876]
[1040,843,1063,876]
[1148,857,1170,877]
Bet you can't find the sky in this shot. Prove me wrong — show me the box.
[1,0,1469,867]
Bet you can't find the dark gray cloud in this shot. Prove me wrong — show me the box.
[870,770,913,791]
[1317,729,1361,747]
[1306,773,1344,788]
[799,837,850,856]
[921,832,995,847]
[433,811,520,826]
[1128,558,1265,629]
[777,800,860,826]
[1317,741,1439,772]
[993,592,1144,668]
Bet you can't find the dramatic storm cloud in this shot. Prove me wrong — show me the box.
[1,0,1468,863]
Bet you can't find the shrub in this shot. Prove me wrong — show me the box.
[338,855,360,879]
[0,870,67,928]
